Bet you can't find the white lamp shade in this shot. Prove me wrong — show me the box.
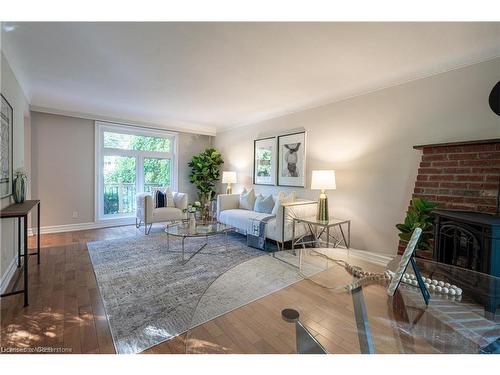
[222,171,237,184]
[311,170,336,190]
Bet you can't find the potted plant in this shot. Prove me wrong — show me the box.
[188,148,224,222]
[396,197,438,252]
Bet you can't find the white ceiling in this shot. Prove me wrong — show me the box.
[2,22,500,135]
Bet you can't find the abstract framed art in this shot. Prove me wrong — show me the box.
[253,136,276,185]
[0,94,13,198]
[277,131,306,187]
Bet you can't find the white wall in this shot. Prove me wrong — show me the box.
[31,112,95,226]
[30,112,212,227]
[214,58,500,256]
[0,52,30,284]
[177,132,213,202]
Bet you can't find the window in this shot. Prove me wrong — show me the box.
[96,122,177,220]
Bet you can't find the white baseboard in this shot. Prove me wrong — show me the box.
[28,217,136,236]
[314,239,393,266]
[1,257,18,294]
[348,248,393,266]
[22,218,393,268]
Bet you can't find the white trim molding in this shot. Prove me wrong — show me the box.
[95,121,179,222]
[348,248,393,267]
[28,217,136,236]
[30,105,216,136]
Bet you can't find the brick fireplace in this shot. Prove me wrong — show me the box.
[398,138,500,259]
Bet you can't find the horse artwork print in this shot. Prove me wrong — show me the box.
[283,143,301,177]
[277,131,306,187]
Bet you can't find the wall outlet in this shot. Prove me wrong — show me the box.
[72,211,79,219]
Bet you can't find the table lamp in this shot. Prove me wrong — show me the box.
[311,170,336,221]
[222,171,237,194]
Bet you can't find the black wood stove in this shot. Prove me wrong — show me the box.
[433,210,500,318]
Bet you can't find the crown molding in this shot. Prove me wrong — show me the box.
[30,105,217,136]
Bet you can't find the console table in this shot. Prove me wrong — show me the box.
[0,200,41,306]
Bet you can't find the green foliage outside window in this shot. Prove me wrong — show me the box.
[104,135,171,186]
[144,158,170,186]
[102,134,172,215]
[104,131,170,152]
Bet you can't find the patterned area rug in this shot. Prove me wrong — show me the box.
[87,232,308,354]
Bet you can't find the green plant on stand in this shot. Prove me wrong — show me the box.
[396,197,438,251]
[188,148,224,222]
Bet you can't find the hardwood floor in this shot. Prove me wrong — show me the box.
[0,225,165,354]
[0,225,461,354]
[0,224,363,354]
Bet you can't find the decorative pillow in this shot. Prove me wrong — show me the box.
[239,188,256,210]
[154,189,167,208]
[254,194,275,214]
[165,188,175,207]
[271,191,296,215]
[154,188,175,208]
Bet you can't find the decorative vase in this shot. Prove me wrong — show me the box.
[13,173,27,203]
[189,212,196,230]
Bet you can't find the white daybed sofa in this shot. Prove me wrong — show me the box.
[216,193,317,249]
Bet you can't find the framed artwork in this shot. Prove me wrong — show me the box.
[387,227,430,305]
[253,137,276,185]
[0,94,13,198]
[277,131,306,187]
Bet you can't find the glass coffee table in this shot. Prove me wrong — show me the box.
[165,221,235,264]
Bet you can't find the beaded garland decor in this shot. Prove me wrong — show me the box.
[302,250,462,299]
[400,273,462,298]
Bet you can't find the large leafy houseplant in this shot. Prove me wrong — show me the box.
[396,198,438,251]
[188,148,224,219]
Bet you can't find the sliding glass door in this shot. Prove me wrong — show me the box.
[103,155,137,215]
[96,123,177,220]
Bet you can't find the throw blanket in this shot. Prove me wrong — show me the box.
[247,214,275,250]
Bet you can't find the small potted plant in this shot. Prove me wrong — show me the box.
[396,198,438,254]
[183,201,202,227]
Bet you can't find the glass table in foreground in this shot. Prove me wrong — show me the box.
[165,221,234,263]
[185,248,500,354]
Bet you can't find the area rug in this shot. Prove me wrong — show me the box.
[87,232,315,354]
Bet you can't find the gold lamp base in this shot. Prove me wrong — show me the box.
[226,184,232,194]
[317,190,329,221]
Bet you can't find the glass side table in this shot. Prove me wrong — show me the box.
[292,216,351,250]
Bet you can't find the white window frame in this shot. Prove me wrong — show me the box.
[95,122,178,222]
